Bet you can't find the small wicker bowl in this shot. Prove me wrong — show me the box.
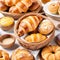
[0,34,15,48]
[14,13,55,50]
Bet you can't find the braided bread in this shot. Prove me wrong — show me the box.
[18,16,42,36]
[0,50,9,60]
[9,0,32,13]
[25,33,47,42]
[41,45,60,60]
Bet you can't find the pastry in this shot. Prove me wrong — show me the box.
[54,34,60,45]
[0,1,7,11]
[38,19,54,35]
[0,16,14,30]
[25,33,47,42]
[0,50,9,60]
[9,0,32,13]
[4,0,20,6]
[48,3,59,14]
[58,6,60,15]
[41,0,51,4]
[18,15,42,36]
[41,45,60,60]
[0,34,15,48]
[11,48,35,60]
[29,2,40,11]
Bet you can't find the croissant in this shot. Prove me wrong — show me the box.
[4,0,20,6]
[25,33,47,42]
[9,0,32,13]
[18,16,42,36]
[0,1,8,11]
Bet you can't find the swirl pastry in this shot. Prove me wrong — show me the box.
[25,33,47,42]
[0,50,9,60]
[48,3,59,14]
[58,7,60,15]
[18,15,42,36]
[11,48,35,60]
[38,19,54,35]
[41,45,60,60]
[9,0,32,13]
[0,1,7,11]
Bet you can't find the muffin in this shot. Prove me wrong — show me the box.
[48,3,59,14]
[11,48,35,60]
[0,16,14,30]
[38,19,54,35]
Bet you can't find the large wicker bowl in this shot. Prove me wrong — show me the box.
[14,13,55,50]
[0,1,42,20]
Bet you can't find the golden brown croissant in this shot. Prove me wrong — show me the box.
[0,1,8,11]
[9,0,32,13]
[18,16,42,36]
[4,0,20,6]
[0,50,9,60]
[25,33,47,42]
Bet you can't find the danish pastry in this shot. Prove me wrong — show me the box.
[25,33,47,42]
[0,50,9,60]
[11,48,35,60]
[48,3,59,14]
[38,19,54,35]
[0,1,7,11]
[41,45,60,60]
[18,15,42,36]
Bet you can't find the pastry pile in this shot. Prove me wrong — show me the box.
[0,0,40,13]
[17,15,54,43]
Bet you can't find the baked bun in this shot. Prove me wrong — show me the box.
[0,1,7,11]
[0,50,9,60]
[25,33,47,42]
[11,48,35,60]
[48,3,59,14]
[41,45,60,60]
[38,19,54,35]
[18,15,42,36]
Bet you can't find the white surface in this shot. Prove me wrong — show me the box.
[0,12,60,60]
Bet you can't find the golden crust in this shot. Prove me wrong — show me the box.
[0,50,9,60]
[11,48,35,60]
[41,45,60,60]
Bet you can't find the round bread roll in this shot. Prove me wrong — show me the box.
[38,19,54,35]
[11,48,35,60]
[41,45,60,60]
